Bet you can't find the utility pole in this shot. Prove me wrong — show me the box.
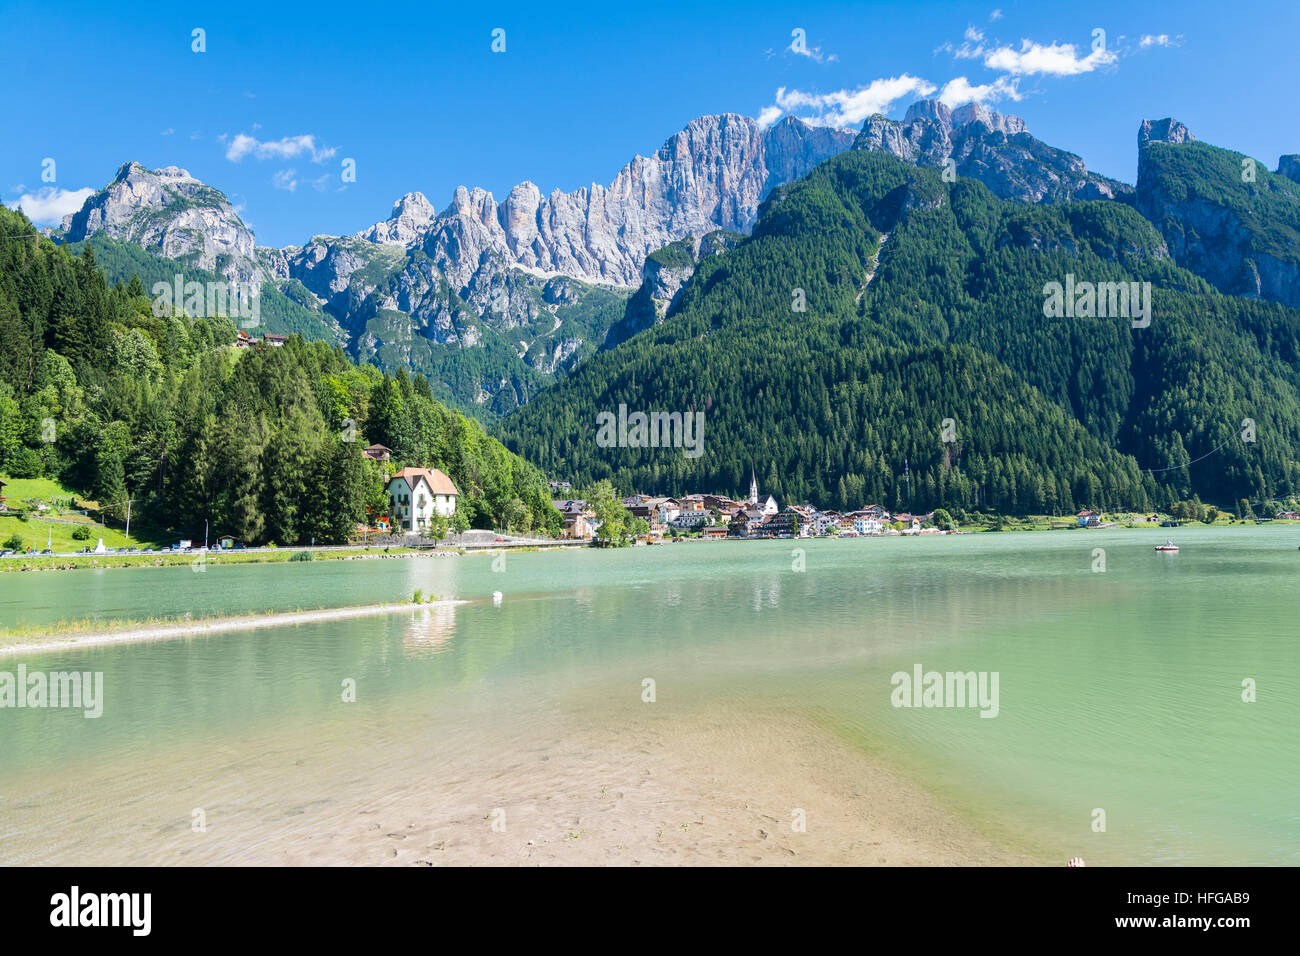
[124,498,132,546]
[204,518,209,552]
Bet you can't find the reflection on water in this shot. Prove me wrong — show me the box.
[401,604,457,657]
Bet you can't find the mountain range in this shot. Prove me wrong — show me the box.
[495,109,1300,513]
[52,114,857,415]
[40,98,1300,512]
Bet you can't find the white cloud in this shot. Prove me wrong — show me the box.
[937,25,987,60]
[226,133,336,163]
[6,186,95,225]
[789,43,837,63]
[983,39,1117,76]
[1139,33,1180,48]
[989,9,1003,21]
[271,169,298,192]
[160,128,175,136]
[756,105,784,129]
[761,74,937,129]
[938,74,1022,107]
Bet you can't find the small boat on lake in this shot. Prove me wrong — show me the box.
[1155,541,1179,552]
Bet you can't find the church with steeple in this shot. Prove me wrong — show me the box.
[748,467,779,516]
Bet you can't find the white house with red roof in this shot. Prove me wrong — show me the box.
[386,467,459,533]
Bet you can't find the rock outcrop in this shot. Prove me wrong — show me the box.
[603,231,743,349]
[358,114,856,288]
[1276,155,1300,184]
[61,162,263,289]
[854,100,1131,203]
[1136,117,1300,309]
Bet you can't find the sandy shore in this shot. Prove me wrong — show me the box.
[0,696,1045,866]
[0,600,470,657]
[336,707,1044,867]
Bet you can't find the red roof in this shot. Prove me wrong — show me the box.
[389,466,459,497]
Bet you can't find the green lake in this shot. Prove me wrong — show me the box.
[1,527,1296,865]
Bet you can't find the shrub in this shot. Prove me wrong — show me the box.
[3,533,24,551]
[289,550,314,562]
[71,525,92,541]
[7,447,43,479]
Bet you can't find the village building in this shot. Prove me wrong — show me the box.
[386,466,459,534]
[787,504,817,536]
[846,509,884,535]
[362,443,393,462]
[552,499,597,539]
[669,509,711,531]
[656,498,681,524]
[702,494,743,512]
[728,509,768,538]
[743,470,780,516]
[1076,510,1101,527]
[261,333,287,347]
[765,508,802,538]
[811,510,842,535]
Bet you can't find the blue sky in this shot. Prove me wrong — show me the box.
[3,0,1297,248]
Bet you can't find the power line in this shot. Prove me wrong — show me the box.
[1141,435,1240,475]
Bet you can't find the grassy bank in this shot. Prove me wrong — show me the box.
[0,545,451,573]
[954,513,1292,532]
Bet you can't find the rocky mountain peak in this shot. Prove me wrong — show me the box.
[1139,118,1196,147]
[355,111,855,287]
[358,191,437,244]
[903,99,953,129]
[951,102,1027,136]
[1275,155,1300,184]
[61,162,261,288]
[855,99,1129,203]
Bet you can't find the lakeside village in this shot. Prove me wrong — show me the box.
[366,455,940,545]
[6,446,1295,559]
[550,471,942,543]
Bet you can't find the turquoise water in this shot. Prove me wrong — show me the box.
[1,528,1297,864]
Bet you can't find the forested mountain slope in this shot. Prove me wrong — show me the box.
[497,149,1300,514]
[0,206,561,543]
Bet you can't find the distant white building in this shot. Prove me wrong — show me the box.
[847,511,884,535]
[386,467,459,534]
[811,511,842,535]
[670,510,710,530]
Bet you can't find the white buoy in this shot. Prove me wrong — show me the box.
[492,591,503,606]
